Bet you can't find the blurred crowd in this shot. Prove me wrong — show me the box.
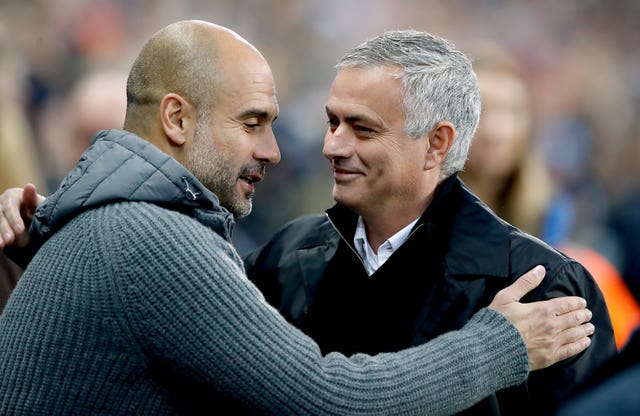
[1,1,640,316]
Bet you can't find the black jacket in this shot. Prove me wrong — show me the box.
[245,175,616,415]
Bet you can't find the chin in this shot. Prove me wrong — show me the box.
[332,190,344,205]
[333,194,359,211]
[235,200,253,219]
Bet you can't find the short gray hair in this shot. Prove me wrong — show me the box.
[336,30,480,178]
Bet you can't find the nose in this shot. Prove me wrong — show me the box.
[255,127,281,165]
[322,125,353,160]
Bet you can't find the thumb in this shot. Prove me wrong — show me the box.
[496,265,546,303]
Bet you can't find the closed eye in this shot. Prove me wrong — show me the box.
[355,125,375,133]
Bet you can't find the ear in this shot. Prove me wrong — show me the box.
[159,93,196,147]
[424,121,455,170]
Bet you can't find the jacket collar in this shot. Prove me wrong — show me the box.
[443,178,511,279]
[325,175,512,279]
[31,129,235,246]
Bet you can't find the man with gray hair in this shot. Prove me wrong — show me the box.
[245,30,616,415]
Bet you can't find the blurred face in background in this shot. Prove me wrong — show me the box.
[69,71,128,170]
[465,67,533,181]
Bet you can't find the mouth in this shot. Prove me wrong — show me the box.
[333,167,358,175]
[331,162,363,183]
[239,173,263,185]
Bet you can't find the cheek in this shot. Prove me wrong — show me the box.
[356,133,421,177]
[375,152,418,188]
[216,132,252,166]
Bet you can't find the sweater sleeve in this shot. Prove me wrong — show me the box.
[110,204,529,415]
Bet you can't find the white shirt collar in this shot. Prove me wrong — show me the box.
[353,216,420,276]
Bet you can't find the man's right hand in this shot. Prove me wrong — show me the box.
[489,265,595,371]
[0,184,45,249]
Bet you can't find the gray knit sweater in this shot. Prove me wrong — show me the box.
[0,130,528,415]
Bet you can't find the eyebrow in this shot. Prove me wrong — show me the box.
[238,108,277,122]
[325,106,378,125]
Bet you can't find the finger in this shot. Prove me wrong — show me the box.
[555,322,595,346]
[22,184,40,216]
[0,213,15,249]
[555,308,592,331]
[553,335,592,363]
[1,188,26,234]
[496,265,546,303]
[540,296,588,316]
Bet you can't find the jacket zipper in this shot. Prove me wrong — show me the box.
[325,213,425,271]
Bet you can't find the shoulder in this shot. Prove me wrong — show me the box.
[60,202,231,259]
[243,213,335,268]
[82,202,246,289]
[502,225,597,295]
[507,232,608,314]
[279,213,331,239]
[90,202,211,234]
[256,213,333,251]
[447,183,571,279]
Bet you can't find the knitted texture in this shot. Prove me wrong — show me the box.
[0,130,528,415]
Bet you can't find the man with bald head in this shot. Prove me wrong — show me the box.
[0,20,594,414]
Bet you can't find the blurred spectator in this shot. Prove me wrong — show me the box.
[0,25,47,192]
[66,69,128,169]
[460,43,555,239]
[461,42,640,350]
[608,191,640,304]
[0,23,47,311]
[531,29,635,264]
[607,123,640,303]
[35,68,128,190]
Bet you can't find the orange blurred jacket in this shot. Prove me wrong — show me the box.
[562,243,640,349]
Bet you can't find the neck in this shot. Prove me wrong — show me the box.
[355,173,440,252]
[360,198,431,253]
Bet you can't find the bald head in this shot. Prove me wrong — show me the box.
[123,20,266,135]
[119,20,280,217]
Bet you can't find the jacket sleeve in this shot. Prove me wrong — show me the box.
[113,207,530,416]
[526,259,617,413]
